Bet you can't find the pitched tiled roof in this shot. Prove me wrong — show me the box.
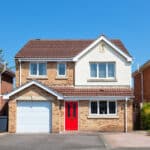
[132,60,150,76]
[50,86,133,97]
[15,39,131,58]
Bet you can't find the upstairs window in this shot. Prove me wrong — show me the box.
[30,62,47,76]
[90,62,115,79]
[57,63,66,77]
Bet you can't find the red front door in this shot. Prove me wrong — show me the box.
[65,101,78,130]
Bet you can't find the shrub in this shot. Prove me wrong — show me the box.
[141,103,150,130]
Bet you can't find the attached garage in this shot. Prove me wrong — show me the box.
[16,101,51,133]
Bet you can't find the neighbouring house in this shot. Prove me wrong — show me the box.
[132,60,150,129]
[3,35,134,133]
[0,63,15,115]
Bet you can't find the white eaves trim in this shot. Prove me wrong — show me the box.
[73,35,132,62]
[3,80,63,100]
[64,96,134,101]
[16,58,74,62]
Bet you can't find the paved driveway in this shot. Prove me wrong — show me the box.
[0,133,106,150]
[102,132,150,150]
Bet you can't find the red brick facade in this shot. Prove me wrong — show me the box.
[0,71,14,115]
[133,61,150,104]
[133,60,150,129]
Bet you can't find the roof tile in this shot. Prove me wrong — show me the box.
[15,39,131,58]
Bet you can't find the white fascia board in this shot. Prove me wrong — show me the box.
[73,35,132,62]
[3,80,63,100]
[16,58,74,62]
[63,96,134,101]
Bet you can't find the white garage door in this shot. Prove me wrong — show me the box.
[17,101,51,133]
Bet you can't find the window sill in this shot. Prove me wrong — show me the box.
[87,78,117,82]
[27,76,48,80]
[55,76,68,80]
[88,115,119,119]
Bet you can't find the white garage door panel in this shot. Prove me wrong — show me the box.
[17,101,51,133]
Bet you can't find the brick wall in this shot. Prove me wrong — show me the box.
[143,67,150,102]
[0,73,13,115]
[78,100,133,132]
[15,61,74,87]
[134,66,150,104]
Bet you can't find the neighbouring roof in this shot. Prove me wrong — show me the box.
[15,38,131,59]
[132,60,150,76]
[0,63,15,77]
[50,86,133,97]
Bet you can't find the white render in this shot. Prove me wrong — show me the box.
[75,41,132,87]
[16,101,51,133]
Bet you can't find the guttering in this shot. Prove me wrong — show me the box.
[63,96,134,101]
[15,57,76,62]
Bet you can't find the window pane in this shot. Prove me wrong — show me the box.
[30,63,37,75]
[58,63,66,75]
[91,101,97,114]
[99,63,106,78]
[90,64,97,77]
[108,63,115,77]
[39,63,46,75]
[109,102,116,114]
[99,101,107,114]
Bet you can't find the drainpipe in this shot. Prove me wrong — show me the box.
[140,72,144,107]
[125,97,128,133]
[19,59,22,86]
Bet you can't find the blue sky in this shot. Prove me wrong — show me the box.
[0,0,149,71]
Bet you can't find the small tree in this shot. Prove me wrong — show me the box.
[0,49,4,63]
[141,103,150,130]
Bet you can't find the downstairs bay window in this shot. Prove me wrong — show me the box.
[90,101,117,115]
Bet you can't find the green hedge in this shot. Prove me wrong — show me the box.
[141,103,150,130]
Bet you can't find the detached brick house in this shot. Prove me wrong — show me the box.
[3,35,134,133]
[0,63,15,115]
[132,60,150,129]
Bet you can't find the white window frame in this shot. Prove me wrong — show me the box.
[90,62,116,79]
[89,100,117,116]
[29,62,47,76]
[57,62,66,77]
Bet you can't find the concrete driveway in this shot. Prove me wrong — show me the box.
[102,132,150,150]
[0,133,106,150]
